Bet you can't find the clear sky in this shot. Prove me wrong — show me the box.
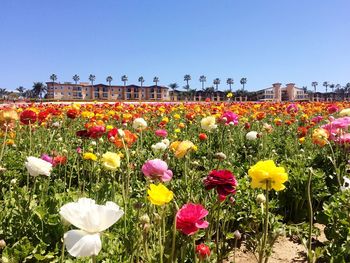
[1,0,349,92]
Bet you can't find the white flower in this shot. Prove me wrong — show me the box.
[59,198,124,257]
[117,129,125,138]
[25,156,52,177]
[200,116,217,132]
[246,131,258,141]
[132,118,147,130]
[161,139,170,147]
[151,142,168,154]
[341,176,350,191]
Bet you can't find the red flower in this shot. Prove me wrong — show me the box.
[67,109,79,119]
[176,203,209,235]
[297,126,308,138]
[88,125,106,139]
[53,155,67,166]
[198,133,208,141]
[196,244,211,260]
[76,130,90,138]
[203,170,238,202]
[327,104,339,114]
[20,110,37,125]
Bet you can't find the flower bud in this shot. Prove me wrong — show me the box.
[234,230,241,240]
[214,152,227,160]
[118,129,125,138]
[256,193,266,204]
[195,243,211,260]
[140,214,150,224]
[0,239,6,249]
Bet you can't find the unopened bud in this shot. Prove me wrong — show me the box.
[234,230,241,240]
[118,129,125,138]
[140,214,150,224]
[214,152,227,160]
[256,194,266,204]
[0,239,6,249]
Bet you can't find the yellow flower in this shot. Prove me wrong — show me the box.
[101,152,121,171]
[200,116,217,132]
[83,152,97,161]
[248,160,288,191]
[170,140,195,158]
[227,92,233,98]
[174,128,181,133]
[81,111,94,118]
[174,114,181,120]
[147,184,174,206]
[106,125,114,131]
[0,109,19,123]
[339,108,350,117]
[312,128,329,147]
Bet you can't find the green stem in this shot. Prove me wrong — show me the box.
[193,235,197,263]
[307,168,313,263]
[259,182,269,263]
[60,239,65,263]
[91,255,97,263]
[0,124,8,162]
[159,213,164,263]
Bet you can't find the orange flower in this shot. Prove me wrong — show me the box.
[312,128,329,147]
[114,130,138,148]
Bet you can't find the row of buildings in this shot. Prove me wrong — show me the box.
[46,81,314,102]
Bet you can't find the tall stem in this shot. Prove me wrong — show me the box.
[259,182,269,263]
[0,124,8,162]
[307,168,313,263]
[91,255,97,263]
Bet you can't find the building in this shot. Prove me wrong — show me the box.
[46,82,170,101]
[169,90,227,101]
[255,83,309,102]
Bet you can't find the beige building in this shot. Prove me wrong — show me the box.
[46,82,169,101]
[256,83,309,102]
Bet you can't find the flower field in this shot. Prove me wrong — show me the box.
[1,101,350,262]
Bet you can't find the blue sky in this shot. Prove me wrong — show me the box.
[1,0,349,92]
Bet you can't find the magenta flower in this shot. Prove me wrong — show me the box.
[321,117,350,140]
[155,129,168,138]
[327,104,339,114]
[176,203,209,235]
[141,159,173,182]
[221,111,239,125]
[41,154,54,164]
[286,104,298,114]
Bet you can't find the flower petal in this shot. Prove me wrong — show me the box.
[64,230,101,257]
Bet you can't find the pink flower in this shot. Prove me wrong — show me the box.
[155,129,168,138]
[321,117,350,140]
[176,203,209,235]
[141,159,173,182]
[327,104,339,114]
[311,115,323,124]
[286,104,298,114]
[41,154,54,164]
[221,111,239,125]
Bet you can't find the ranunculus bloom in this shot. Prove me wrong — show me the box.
[108,128,137,148]
[59,198,124,257]
[88,125,106,139]
[41,154,54,164]
[25,156,52,177]
[246,131,258,140]
[221,111,239,125]
[312,128,329,147]
[321,117,350,141]
[101,152,121,171]
[83,152,97,161]
[341,176,350,191]
[142,159,173,182]
[196,244,211,260]
[67,109,79,119]
[198,133,208,141]
[20,110,37,125]
[339,108,350,117]
[147,183,173,205]
[170,140,195,158]
[132,118,147,130]
[155,129,168,138]
[327,104,339,114]
[0,109,19,124]
[176,203,209,235]
[286,104,298,114]
[204,170,238,202]
[248,160,288,191]
[200,116,217,132]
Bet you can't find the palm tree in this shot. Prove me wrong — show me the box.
[72,74,80,85]
[0,88,7,98]
[153,77,159,87]
[330,84,335,93]
[169,83,179,101]
[345,83,350,100]
[106,76,113,87]
[32,82,46,99]
[335,84,342,100]
[199,75,206,90]
[226,78,234,92]
[240,78,247,91]
[121,75,128,86]
[323,81,329,93]
[16,86,25,96]
[213,78,220,91]
[311,81,318,93]
[50,74,57,93]
[138,76,145,87]
[89,74,96,98]
[184,74,191,90]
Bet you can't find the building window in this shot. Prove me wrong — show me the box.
[134,93,139,98]
[103,87,108,92]
[103,93,108,98]
[127,88,131,92]
[118,94,122,99]
[157,94,161,99]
